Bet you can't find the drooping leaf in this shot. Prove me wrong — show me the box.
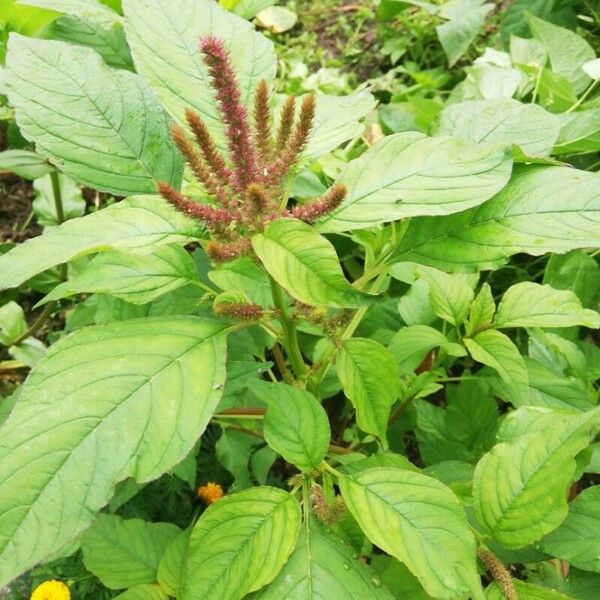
[437,98,561,156]
[42,245,200,305]
[0,149,53,179]
[181,486,301,600]
[0,197,200,291]
[337,338,400,443]
[539,485,600,572]
[157,529,191,598]
[249,380,330,472]
[473,407,600,547]
[81,514,181,589]
[6,34,182,195]
[339,467,482,599]
[554,109,600,155]
[252,218,370,308]
[0,317,227,586]
[391,166,600,271]
[123,0,276,153]
[317,132,512,233]
[250,517,394,599]
[494,282,600,329]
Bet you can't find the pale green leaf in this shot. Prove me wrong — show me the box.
[18,0,121,27]
[42,245,199,305]
[582,58,600,81]
[339,467,482,599]
[123,0,276,153]
[157,529,191,598]
[527,13,595,94]
[250,517,394,599]
[509,35,547,68]
[113,585,169,600]
[0,149,53,179]
[539,485,600,572]
[6,34,182,195]
[495,282,600,329]
[391,166,600,271]
[209,256,272,307]
[437,98,560,157]
[181,486,301,600]
[256,6,297,33]
[32,173,85,227]
[388,325,466,376]
[0,317,227,586]
[220,0,275,20]
[419,267,474,326]
[464,329,528,387]
[466,283,496,336]
[81,514,180,589]
[0,302,27,346]
[252,218,370,308]
[554,109,600,155]
[249,380,330,472]
[0,197,201,291]
[486,580,574,599]
[473,407,600,547]
[317,132,512,233]
[337,338,400,443]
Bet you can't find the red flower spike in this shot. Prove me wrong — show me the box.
[253,79,272,167]
[214,302,264,321]
[200,35,258,191]
[275,96,296,155]
[292,183,347,222]
[207,237,252,263]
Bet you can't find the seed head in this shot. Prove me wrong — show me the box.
[292,183,347,222]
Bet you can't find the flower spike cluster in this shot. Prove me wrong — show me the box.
[158,34,347,264]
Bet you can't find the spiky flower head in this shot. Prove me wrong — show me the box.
[197,481,224,505]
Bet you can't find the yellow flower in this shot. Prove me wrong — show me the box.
[30,580,70,600]
[197,481,224,505]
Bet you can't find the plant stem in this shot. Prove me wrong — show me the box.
[272,342,294,384]
[12,302,55,346]
[567,79,599,113]
[269,276,307,380]
[50,170,68,282]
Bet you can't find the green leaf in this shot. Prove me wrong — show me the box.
[317,132,512,233]
[248,380,330,472]
[6,34,182,196]
[0,197,200,291]
[473,407,600,547]
[157,529,190,598]
[32,173,85,227]
[250,517,394,599]
[181,486,301,600]
[0,302,27,346]
[510,35,547,68]
[252,218,370,308]
[388,325,466,376]
[391,166,600,271]
[339,467,482,599]
[464,329,528,387]
[554,109,600,155]
[527,12,595,94]
[494,282,600,329]
[220,0,275,20]
[539,485,600,572]
[419,267,475,326]
[209,256,272,307]
[0,316,227,586]
[0,149,53,179]
[123,0,276,153]
[18,0,121,28]
[466,283,496,336]
[113,585,169,600]
[486,580,574,599]
[437,98,561,157]
[42,245,199,305]
[81,514,180,589]
[337,338,400,444]
[255,6,297,33]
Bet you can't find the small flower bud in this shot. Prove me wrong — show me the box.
[197,481,224,505]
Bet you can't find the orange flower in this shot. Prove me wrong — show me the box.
[197,481,224,505]
[30,580,70,600]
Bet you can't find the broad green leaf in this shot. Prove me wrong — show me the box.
[509,35,547,68]
[391,166,600,271]
[255,6,297,33]
[220,0,275,20]
[252,218,370,308]
[0,0,60,36]
[466,283,495,336]
[181,486,301,600]
[157,529,191,598]
[473,407,600,547]
[539,485,600,572]
[32,172,85,227]
[464,330,528,387]
[337,338,400,443]
[0,302,27,345]
[486,580,574,599]
[419,267,474,326]
[459,63,527,101]
[0,149,53,179]
[249,380,330,472]
[0,197,200,291]
[123,0,276,153]
[114,585,169,600]
[6,34,182,195]
[209,256,272,307]
[339,467,482,599]
[18,0,121,28]
[494,282,600,329]
[250,517,394,599]
[42,245,199,305]
[535,68,578,113]
[81,514,180,589]
[554,109,600,155]
[371,555,433,600]
[0,317,227,586]
[388,325,466,376]
[437,98,560,156]
[396,279,437,326]
[527,13,595,94]
[436,0,493,67]
[317,132,512,233]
